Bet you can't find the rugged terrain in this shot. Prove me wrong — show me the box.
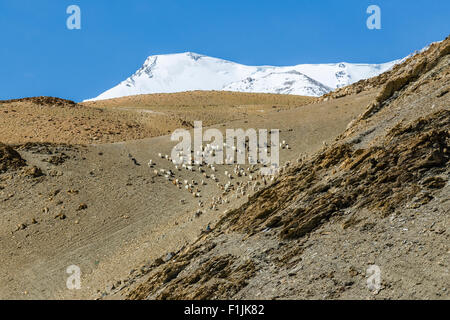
[119,38,450,300]
[0,88,361,299]
[0,38,448,300]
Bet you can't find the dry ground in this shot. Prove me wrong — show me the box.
[1,38,448,300]
[118,38,450,300]
[1,91,313,145]
[0,90,361,299]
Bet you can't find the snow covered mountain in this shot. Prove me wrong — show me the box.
[86,52,399,101]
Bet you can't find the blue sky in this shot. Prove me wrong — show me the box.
[0,0,448,102]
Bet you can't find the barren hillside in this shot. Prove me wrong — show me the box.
[0,92,314,145]
[0,38,448,300]
[119,37,450,300]
[0,88,354,299]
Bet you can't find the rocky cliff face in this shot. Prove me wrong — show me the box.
[118,37,449,300]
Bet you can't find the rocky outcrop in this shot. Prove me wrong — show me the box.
[0,144,26,173]
[321,36,450,103]
[0,96,76,106]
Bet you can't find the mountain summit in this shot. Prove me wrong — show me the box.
[86,52,399,101]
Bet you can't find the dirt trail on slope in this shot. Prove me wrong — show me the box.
[0,92,365,299]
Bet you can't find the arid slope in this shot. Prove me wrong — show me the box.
[0,90,358,299]
[0,92,313,145]
[121,38,450,300]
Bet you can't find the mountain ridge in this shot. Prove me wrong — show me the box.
[85,52,399,101]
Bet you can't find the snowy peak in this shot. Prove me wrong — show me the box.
[86,52,399,101]
[223,70,332,96]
